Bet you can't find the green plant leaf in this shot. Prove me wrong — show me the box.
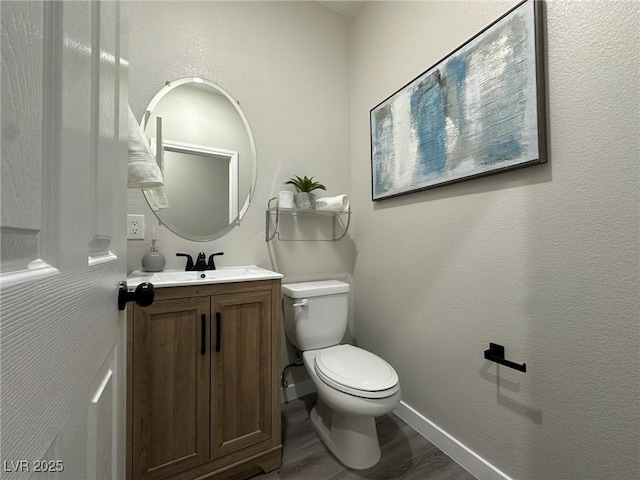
[284,175,326,192]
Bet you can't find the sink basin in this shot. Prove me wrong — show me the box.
[127,266,283,289]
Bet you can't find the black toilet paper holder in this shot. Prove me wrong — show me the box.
[484,343,527,372]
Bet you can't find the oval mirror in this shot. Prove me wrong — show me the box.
[141,77,256,241]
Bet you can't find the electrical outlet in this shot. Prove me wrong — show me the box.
[127,214,145,240]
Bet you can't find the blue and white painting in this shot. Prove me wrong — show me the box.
[370,0,545,200]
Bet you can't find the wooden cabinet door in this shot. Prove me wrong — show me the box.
[132,296,211,480]
[211,290,272,459]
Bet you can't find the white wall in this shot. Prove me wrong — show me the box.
[126,1,354,283]
[126,0,355,391]
[350,1,639,479]
[125,2,639,477]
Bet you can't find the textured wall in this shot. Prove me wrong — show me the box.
[125,1,354,389]
[125,1,353,283]
[125,2,639,477]
[350,1,639,479]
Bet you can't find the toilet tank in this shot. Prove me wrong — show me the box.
[282,280,349,351]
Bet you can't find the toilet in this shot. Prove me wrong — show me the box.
[282,280,401,470]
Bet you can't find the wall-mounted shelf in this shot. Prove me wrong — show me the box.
[265,197,351,242]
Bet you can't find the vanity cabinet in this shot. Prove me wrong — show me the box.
[127,280,281,480]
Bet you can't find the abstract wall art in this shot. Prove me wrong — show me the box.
[370,0,546,201]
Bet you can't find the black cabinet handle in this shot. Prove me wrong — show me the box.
[201,314,206,355]
[215,312,221,352]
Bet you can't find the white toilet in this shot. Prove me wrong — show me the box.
[282,280,401,470]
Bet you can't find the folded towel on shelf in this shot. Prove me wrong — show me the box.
[314,194,349,212]
[127,106,164,188]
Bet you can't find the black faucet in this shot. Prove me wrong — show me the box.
[176,253,194,271]
[176,252,224,271]
[208,252,224,270]
[193,252,208,271]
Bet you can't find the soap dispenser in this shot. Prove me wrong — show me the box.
[141,239,165,272]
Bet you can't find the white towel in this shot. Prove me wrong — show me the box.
[314,194,349,212]
[127,106,164,188]
[145,187,169,211]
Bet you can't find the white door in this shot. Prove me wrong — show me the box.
[1,1,127,479]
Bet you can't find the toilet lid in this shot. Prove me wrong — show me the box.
[314,345,399,399]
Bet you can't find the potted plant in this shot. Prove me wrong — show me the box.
[285,175,326,209]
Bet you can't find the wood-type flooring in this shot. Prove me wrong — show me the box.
[255,394,477,480]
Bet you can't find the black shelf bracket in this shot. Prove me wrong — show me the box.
[484,343,527,372]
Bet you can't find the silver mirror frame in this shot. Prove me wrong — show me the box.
[141,77,257,241]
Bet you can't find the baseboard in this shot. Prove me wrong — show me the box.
[393,401,513,480]
[281,379,316,403]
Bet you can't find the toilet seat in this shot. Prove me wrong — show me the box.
[314,345,399,399]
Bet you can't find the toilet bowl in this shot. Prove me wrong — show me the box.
[282,280,401,470]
